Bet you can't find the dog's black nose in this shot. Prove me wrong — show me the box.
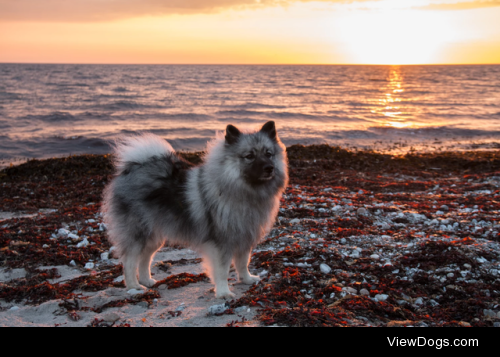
[264,164,274,174]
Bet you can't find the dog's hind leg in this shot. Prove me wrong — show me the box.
[234,249,261,285]
[138,239,163,288]
[122,245,145,291]
[202,243,235,299]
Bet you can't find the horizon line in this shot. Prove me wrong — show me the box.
[1,62,500,66]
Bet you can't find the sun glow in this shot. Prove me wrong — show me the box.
[335,9,459,65]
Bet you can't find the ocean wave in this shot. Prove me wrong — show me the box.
[369,126,500,137]
[113,86,130,93]
[0,91,23,101]
[92,101,166,111]
[24,112,77,122]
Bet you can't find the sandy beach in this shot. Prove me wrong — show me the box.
[1,145,499,327]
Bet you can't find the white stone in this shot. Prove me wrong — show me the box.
[84,262,95,270]
[69,260,76,266]
[58,228,70,237]
[113,276,124,283]
[375,294,388,302]
[68,233,79,240]
[290,219,301,225]
[345,287,357,295]
[357,208,369,217]
[360,289,370,296]
[414,297,424,305]
[447,273,454,278]
[176,303,186,312]
[370,254,380,260]
[208,304,228,315]
[320,264,332,274]
[77,239,89,248]
[10,306,20,311]
[102,313,120,323]
[101,253,109,261]
[42,245,49,249]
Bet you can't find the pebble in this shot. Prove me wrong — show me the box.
[464,264,472,270]
[69,260,77,267]
[77,239,89,248]
[370,254,380,260]
[320,264,332,274]
[441,205,450,212]
[375,294,388,302]
[483,309,497,318]
[357,208,369,217]
[157,284,167,291]
[10,306,20,311]
[103,313,121,323]
[345,287,357,295]
[68,233,80,240]
[447,273,454,278]
[84,262,95,270]
[234,306,249,314]
[113,276,124,283]
[290,219,301,225]
[208,304,228,315]
[42,245,49,249]
[175,303,186,312]
[57,229,70,237]
[360,289,370,296]
[101,253,109,261]
[414,297,424,305]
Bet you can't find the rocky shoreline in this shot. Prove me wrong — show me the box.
[1,145,499,327]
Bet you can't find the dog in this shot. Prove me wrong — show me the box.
[102,121,288,298]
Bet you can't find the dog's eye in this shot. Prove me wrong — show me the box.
[266,152,273,158]
[245,154,255,160]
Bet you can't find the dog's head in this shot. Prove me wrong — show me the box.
[224,121,287,187]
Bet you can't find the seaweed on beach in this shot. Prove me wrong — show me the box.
[1,145,500,327]
[153,273,209,290]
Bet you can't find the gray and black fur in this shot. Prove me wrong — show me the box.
[102,121,288,298]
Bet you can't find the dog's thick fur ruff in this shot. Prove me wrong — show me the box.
[102,122,288,298]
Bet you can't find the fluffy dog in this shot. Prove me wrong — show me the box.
[102,121,288,298]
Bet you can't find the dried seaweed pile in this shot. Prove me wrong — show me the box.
[1,146,500,327]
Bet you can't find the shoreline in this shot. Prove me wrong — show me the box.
[1,145,500,327]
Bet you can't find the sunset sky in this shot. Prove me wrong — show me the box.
[1,0,500,65]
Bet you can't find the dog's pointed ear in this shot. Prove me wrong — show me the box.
[260,121,277,141]
[225,125,241,145]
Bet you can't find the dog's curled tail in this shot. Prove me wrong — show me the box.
[112,134,175,175]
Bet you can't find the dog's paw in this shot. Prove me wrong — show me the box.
[240,275,261,285]
[139,278,157,288]
[126,284,148,291]
[215,290,236,300]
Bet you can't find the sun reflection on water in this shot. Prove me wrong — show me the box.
[371,66,418,129]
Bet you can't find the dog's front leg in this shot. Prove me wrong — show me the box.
[234,249,261,285]
[203,244,235,299]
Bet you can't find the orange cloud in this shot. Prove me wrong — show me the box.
[0,0,374,22]
[417,1,500,11]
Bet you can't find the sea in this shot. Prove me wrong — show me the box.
[1,63,500,166]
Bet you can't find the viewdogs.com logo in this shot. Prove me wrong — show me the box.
[388,337,479,349]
